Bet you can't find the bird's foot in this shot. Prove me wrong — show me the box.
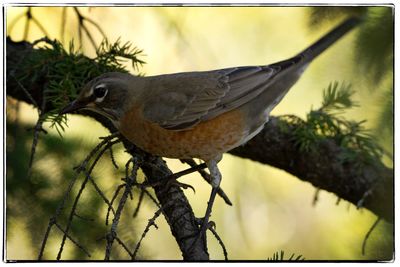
[165,178,196,193]
[141,172,196,193]
[194,217,216,249]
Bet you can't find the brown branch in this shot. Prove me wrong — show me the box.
[138,154,209,260]
[229,117,393,222]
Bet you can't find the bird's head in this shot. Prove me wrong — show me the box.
[59,72,136,126]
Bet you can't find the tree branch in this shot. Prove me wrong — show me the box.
[6,37,393,259]
[229,118,393,222]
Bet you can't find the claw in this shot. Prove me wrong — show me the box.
[166,179,196,193]
[207,221,216,230]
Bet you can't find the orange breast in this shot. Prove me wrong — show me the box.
[119,106,247,161]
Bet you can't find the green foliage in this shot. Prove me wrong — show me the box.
[15,38,145,135]
[355,7,393,85]
[309,6,367,28]
[267,250,305,261]
[321,82,357,111]
[375,87,393,153]
[280,82,383,166]
[96,38,145,72]
[309,6,393,86]
[308,7,394,151]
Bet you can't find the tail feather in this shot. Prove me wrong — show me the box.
[299,17,361,61]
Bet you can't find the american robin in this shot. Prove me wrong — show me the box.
[60,17,360,247]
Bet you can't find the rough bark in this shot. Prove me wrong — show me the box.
[5,38,393,259]
[229,118,393,222]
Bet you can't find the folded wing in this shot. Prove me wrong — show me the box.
[142,58,300,130]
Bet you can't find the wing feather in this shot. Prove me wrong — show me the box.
[142,63,288,130]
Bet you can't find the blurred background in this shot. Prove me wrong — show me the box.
[6,6,393,260]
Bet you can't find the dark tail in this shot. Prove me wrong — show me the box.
[299,17,361,61]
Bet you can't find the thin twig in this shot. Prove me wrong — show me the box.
[86,170,117,216]
[312,188,320,206]
[12,74,39,108]
[27,116,45,178]
[31,36,53,47]
[56,134,120,260]
[26,86,47,209]
[362,217,381,255]
[57,138,120,259]
[132,207,163,260]
[104,157,140,260]
[83,16,107,39]
[73,7,98,50]
[27,96,47,178]
[37,217,55,260]
[78,139,122,219]
[7,11,25,34]
[73,212,94,222]
[106,184,125,225]
[54,222,91,257]
[74,7,83,47]
[61,7,67,44]
[80,23,97,51]
[182,159,232,206]
[357,189,373,209]
[57,168,91,260]
[209,226,228,260]
[142,189,161,208]
[132,189,145,218]
[73,133,120,173]
[132,185,161,215]
[38,154,89,260]
[30,15,49,37]
[15,71,48,180]
[109,146,119,169]
[23,7,31,40]
[81,140,121,213]
[115,236,135,259]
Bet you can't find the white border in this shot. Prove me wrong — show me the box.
[1,1,396,265]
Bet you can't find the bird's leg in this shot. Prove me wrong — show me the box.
[143,162,208,191]
[181,159,232,206]
[191,157,222,250]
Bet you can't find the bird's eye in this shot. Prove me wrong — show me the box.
[93,85,108,99]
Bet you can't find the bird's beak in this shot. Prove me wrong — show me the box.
[59,100,87,115]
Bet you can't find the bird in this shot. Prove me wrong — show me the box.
[60,16,361,249]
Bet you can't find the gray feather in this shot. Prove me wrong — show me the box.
[141,17,360,131]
